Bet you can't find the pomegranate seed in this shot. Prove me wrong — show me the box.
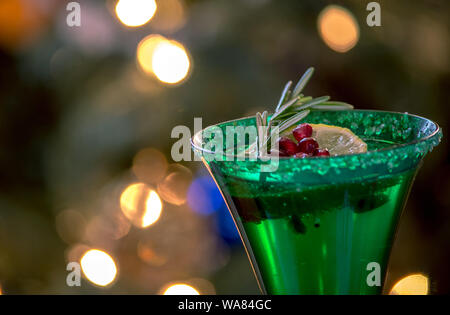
[295,152,310,158]
[278,137,299,156]
[314,148,330,157]
[293,123,313,142]
[298,137,319,154]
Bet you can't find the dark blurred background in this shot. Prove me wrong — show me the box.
[0,0,448,294]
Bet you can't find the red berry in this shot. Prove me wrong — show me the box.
[314,148,330,157]
[293,123,313,142]
[278,137,299,156]
[295,152,310,158]
[298,137,319,154]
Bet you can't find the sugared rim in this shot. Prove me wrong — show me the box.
[191,110,441,162]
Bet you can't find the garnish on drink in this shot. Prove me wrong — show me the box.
[278,123,367,157]
[254,67,367,157]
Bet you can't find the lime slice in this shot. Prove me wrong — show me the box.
[309,123,367,155]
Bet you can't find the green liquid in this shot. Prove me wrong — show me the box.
[229,140,414,294]
[233,169,415,294]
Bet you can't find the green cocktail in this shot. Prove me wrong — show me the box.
[192,110,441,295]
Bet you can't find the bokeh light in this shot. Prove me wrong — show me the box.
[162,283,200,295]
[157,164,193,205]
[152,40,191,84]
[0,0,50,51]
[120,183,163,228]
[159,279,215,295]
[142,190,163,227]
[318,5,359,53]
[132,147,168,184]
[84,212,131,244]
[137,34,167,74]
[80,249,118,287]
[115,0,157,27]
[390,274,429,295]
[137,35,191,84]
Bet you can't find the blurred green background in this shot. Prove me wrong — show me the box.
[0,0,448,294]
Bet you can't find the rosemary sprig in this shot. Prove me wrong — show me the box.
[255,67,354,155]
[291,67,314,99]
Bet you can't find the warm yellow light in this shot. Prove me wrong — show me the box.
[115,0,157,27]
[163,283,200,295]
[120,183,144,220]
[157,164,193,205]
[80,249,117,287]
[152,40,190,84]
[137,35,167,74]
[318,5,359,53]
[142,190,162,227]
[120,183,162,228]
[136,36,191,84]
[390,274,429,295]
